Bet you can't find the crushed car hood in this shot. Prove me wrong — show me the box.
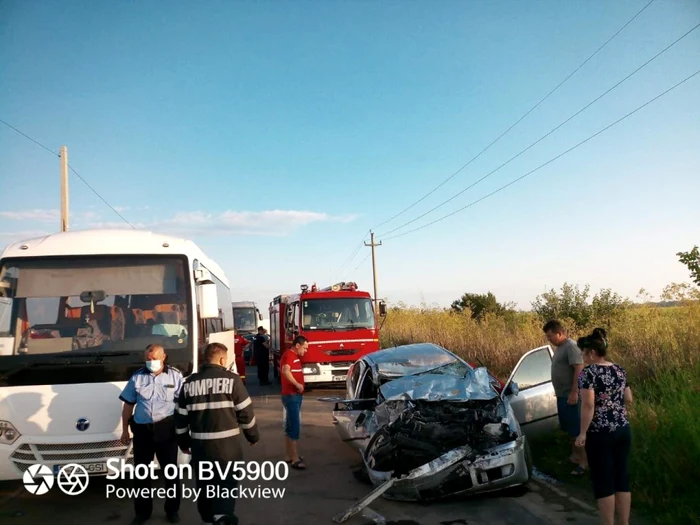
[359,365,522,500]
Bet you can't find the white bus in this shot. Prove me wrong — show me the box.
[0,229,237,480]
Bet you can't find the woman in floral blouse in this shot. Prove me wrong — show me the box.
[575,328,633,525]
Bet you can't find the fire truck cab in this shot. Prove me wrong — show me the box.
[269,282,387,388]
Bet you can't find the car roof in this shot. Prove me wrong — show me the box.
[362,342,468,377]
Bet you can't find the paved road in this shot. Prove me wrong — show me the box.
[0,371,599,525]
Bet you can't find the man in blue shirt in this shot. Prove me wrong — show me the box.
[120,344,184,524]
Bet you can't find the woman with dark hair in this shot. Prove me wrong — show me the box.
[575,328,633,525]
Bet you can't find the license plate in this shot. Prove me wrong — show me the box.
[333,375,347,381]
[54,462,106,476]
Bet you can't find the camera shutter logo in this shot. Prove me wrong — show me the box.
[57,463,89,495]
[76,418,90,431]
[23,464,54,495]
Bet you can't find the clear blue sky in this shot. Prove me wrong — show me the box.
[1,0,699,313]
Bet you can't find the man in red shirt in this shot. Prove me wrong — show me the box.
[280,335,308,469]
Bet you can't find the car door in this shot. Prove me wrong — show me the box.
[319,361,377,451]
[502,345,558,440]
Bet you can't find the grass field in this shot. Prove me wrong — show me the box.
[378,301,700,524]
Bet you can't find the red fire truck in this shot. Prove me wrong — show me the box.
[269,282,387,388]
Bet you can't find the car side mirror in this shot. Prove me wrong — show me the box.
[504,382,519,396]
[378,300,387,317]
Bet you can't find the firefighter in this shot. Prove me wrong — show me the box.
[175,342,259,525]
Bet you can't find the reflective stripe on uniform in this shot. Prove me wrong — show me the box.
[240,416,256,429]
[191,428,240,439]
[175,427,189,435]
[187,400,235,411]
[235,397,251,411]
[177,407,188,415]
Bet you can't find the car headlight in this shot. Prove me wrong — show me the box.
[0,421,20,445]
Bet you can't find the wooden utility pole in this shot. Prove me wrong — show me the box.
[364,231,382,313]
[60,146,69,231]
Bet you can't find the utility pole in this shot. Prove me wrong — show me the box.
[60,146,69,232]
[364,231,382,313]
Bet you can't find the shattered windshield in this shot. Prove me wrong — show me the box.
[370,343,459,376]
[418,360,470,377]
[379,366,497,402]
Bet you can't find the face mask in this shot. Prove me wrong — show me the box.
[146,360,162,373]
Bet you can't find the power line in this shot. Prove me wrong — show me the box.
[0,119,60,157]
[337,229,370,276]
[378,20,700,238]
[66,164,135,228]
[0,119,135,229]
[370,0,657,232]
[380,67,700,242]
[354,252,370,271]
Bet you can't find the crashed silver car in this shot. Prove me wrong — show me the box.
[320,342,559,502]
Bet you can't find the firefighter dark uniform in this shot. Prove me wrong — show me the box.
[175,361,259,525]
[252,331,270,385]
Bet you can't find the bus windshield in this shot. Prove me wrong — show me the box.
[0,256,191,357]
[301,297,374,330]
[233,308,257,333]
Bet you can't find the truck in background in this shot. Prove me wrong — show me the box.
[232,300,263,363]
[269,282,387,389]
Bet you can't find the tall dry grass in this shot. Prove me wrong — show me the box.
[378,302,700,523]
[379,303,699,379]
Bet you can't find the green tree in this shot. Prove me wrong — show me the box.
[451,292,514,321]
[531,283,632,328]
[591,288,633,326]
[531,283,592,327]
[660,282,700,303]
[677,246,700,287]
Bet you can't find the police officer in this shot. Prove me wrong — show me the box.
[175,342,259,525]
[120,344,183,524]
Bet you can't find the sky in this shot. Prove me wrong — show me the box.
[1,0,699,315]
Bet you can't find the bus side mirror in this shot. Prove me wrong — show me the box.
[378,301,387,317]
[197,283,219,318]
